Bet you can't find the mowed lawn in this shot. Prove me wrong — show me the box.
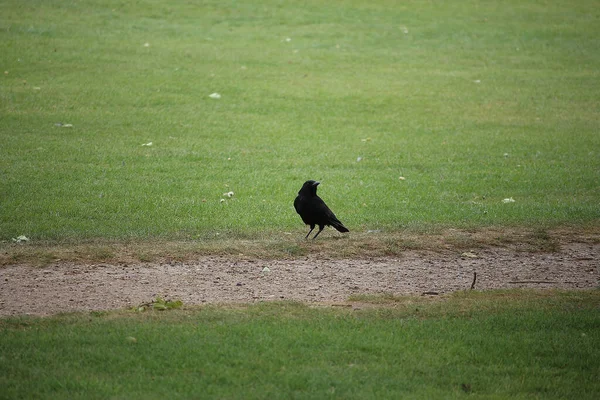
[1,2,599,399]
[1,0,599,242]
[1,291,599,399]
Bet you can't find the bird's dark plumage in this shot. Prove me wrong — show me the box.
[294,180,349,239]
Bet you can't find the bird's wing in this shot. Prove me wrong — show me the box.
[311,196,338,220]
[313,197,348,230]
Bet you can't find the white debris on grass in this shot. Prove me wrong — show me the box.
[12,235,30,243]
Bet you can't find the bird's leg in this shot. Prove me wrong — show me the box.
[312,225,325,239]
[305,226,315,239]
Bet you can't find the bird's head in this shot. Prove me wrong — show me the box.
[299,180,320,196]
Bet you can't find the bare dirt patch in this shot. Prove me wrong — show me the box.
[1,241,598,316]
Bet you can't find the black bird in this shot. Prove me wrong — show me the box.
[294,180,349,239]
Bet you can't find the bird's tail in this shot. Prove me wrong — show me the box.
[331,219,349,233]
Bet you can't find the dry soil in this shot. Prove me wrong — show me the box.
[1,241,598,316]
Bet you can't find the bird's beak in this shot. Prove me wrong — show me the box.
[313,181,320,186]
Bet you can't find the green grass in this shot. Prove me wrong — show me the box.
[1,0,599,242]
[1,290,599,399]
[2,4,598,398]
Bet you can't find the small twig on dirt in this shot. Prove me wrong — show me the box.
[508,280,557,284]
[470,272,477,290]
[421,291,439,296]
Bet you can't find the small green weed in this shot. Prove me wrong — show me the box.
[135,296,183,312]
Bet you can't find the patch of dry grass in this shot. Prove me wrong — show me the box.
[348,289,600,316]
[1,226,598,267]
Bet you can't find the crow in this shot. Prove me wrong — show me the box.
[294,180,349,239]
